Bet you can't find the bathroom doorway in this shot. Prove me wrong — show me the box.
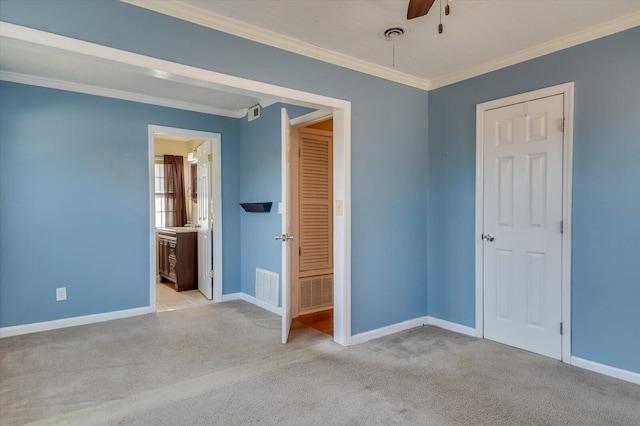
[148,126,223,312]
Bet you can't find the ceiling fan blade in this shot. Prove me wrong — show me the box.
[407,0,436,20]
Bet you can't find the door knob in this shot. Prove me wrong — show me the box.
[482,233,495,242]
[275,234,294,241]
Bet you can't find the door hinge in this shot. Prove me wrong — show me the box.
[209,270,214,278]
[208,153,213,162]
[560,220,564,234]
[560,322,563,335]
[561,117,565,132]
[209,212,214,220]
[298,147,301,157]
[299,247,302,256]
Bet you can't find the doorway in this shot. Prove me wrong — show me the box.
[293,117,335,337]
[148,125,223,312]
[475,83,574,362]
[281,110,339,343]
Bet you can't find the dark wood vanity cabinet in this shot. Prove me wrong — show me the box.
[157,229,197,291]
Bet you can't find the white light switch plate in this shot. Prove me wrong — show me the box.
[278,202,283,214]
[335,200,344,216]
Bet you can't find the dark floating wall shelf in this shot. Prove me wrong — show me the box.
[240,202,273,213]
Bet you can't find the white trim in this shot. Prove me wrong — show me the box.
[429,12,640,89]
[333,107,351,346]
[123,1,640,91]
[121,0,431,91]
[148,126,223,308]
[0,23,351,111]
[350,316,429,346]
[221,293,242,302]
[0,307,152,338]
[0,71,246,118]
[571,357,640,385]
[350,316,477,346]
[290,109,333,127]
[1,22,351,347]
[425,316,476,337]
[475,82,575,362]
[221,292,283,316]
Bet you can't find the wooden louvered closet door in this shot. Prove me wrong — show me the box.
[298,128,333,275]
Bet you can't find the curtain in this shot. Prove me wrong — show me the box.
[164,155,188,227]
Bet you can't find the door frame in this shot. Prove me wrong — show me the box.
[475,82,574,363]
[288,112,334,321]
[148,125,223,308]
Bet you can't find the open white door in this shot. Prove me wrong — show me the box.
[196,141,213,300]
[279,108,294,344]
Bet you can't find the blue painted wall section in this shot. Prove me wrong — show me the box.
[238,103,314,302]
[0,82,241,327]
[428,28,640,373]
[1,0,430,334]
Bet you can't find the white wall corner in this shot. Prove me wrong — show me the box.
[221,293,242,302]
[350,316,430,345]
[222,292,283,316]
[425,316,477,337]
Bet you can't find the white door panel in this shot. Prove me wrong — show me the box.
[281,108,293,344]
[196,141,213,300]
[483,94,564,359]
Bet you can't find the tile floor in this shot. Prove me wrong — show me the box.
[155,281,212,312]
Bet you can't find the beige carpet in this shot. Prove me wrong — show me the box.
[1,301,638,425]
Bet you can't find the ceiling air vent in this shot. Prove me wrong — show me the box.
[379,25,409,41]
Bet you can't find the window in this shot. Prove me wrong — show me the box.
[154,160,175,228]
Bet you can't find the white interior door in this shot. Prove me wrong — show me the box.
[280,108,293,344]
[482,94,564,359]
[196,141,213,300]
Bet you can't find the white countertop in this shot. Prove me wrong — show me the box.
[157,227,198,233]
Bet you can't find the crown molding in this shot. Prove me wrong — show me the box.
[428,10,640,90]
[121,0,432,91]
[0,71,247,118]
[124,0,640,92]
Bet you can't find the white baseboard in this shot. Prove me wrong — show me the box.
[221,292,282,316]
[425,316,477,337]
[0,306,152,338]
[221,292,242,302]
[350,316,430,345]
[350,315,477,346]
[571,356,640,385]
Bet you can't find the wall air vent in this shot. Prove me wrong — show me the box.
[248,104,261,121]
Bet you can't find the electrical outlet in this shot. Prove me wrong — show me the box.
[56,287,67,301]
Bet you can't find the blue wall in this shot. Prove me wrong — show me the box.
[238,103,314,301]
[1,0,430,334]
[0,82,241,327]
[428,27,640,373]
[0,0,637,375]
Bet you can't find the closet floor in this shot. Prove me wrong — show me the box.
[297,309,333,336]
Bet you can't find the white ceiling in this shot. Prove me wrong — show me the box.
[134,0,640,87]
